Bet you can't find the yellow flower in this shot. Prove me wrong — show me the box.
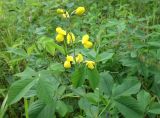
[56,27,66,35]
[76,54,83,63]
[82,34,93,48]
[64,61,71,68]
[86,61,95,70]
[83,41,93,48]
[62,11,70,18]
[66,55,74,62]
[82,34,89,44]
[56,34,64,42]
[75,7,85,15]
[57,9,65,14]
[67,32,75,44]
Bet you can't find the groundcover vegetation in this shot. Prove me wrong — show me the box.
[0,0,160,118]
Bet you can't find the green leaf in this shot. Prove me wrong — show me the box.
[112,78,141,97]
[149,102,160,114]
[78,98,99,117]
[7,78,36,105]
[120,57,138,67]
[37,77,55,104]
[38,36,65,55]
[96,52,114,62]
[85,92,100,104]
[14,67,36,79]
[114,96,143,118]
[71,66,85,88]
[28,100,56,118]
[7,47,27,57]
[137,90,151,111]
[87,68,100,89]
[45,43,55,56]
[48,63,65,74]
[147,42,160,48]
[99,72,114,97]
[56,101,71,117]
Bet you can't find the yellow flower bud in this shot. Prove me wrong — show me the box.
[86,61,95,70]
[62,11,70,18]
[56,34,64,42]
[57,9,65,14]
[82,34,89,44]
[75,7,85,15]
[56,27,66,35]
[67,32,75,44]
[64,61,71,68]
[66,55,74,62]
[76,54,83,63]
[84,41,93,48]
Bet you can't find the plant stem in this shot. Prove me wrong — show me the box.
[24,99,29,118]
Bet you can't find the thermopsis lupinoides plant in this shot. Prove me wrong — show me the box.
[4,1,160,118]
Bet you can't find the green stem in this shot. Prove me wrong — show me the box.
[24,99,29,118]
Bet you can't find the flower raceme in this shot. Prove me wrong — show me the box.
[82,34,93,48]
[86,61,95,70]
[67,32,75,44]
[75,7,85,15]
[76,54,83,63]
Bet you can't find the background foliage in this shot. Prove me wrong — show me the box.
[0,0,160,118]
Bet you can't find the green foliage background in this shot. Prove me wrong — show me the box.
[0,0,160,118]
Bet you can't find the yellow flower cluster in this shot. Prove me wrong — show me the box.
[82,34,93,48]
[56,8,69,18]
[56,7,85,19]
[55,27,75,44]
[56,27,66,42]
[56,7,96,70]
[64,54,83,68]
[64,55,73,68]
[63,54,95,70]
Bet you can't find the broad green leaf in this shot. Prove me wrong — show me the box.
[137,90,151,111]
[7,78,36,105]
[28,100,56,118]
[45,43,55,56]
[96,52,114,62]
[120,57,138,67]
[37,77,55,104]
[112,78,141,97]
[85,92,100,104]
[14,67,36,79]
[114,96,143,118]
[56,101,71,117]
[99,72,114,96]
[149,102,160,114]
[71,66,85,88]
[53,43,65,55]
[7,47,27,57]
[38,36,65,55]
[78,98,99,117]
[87,68,100,89]
[48,63,65,73]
